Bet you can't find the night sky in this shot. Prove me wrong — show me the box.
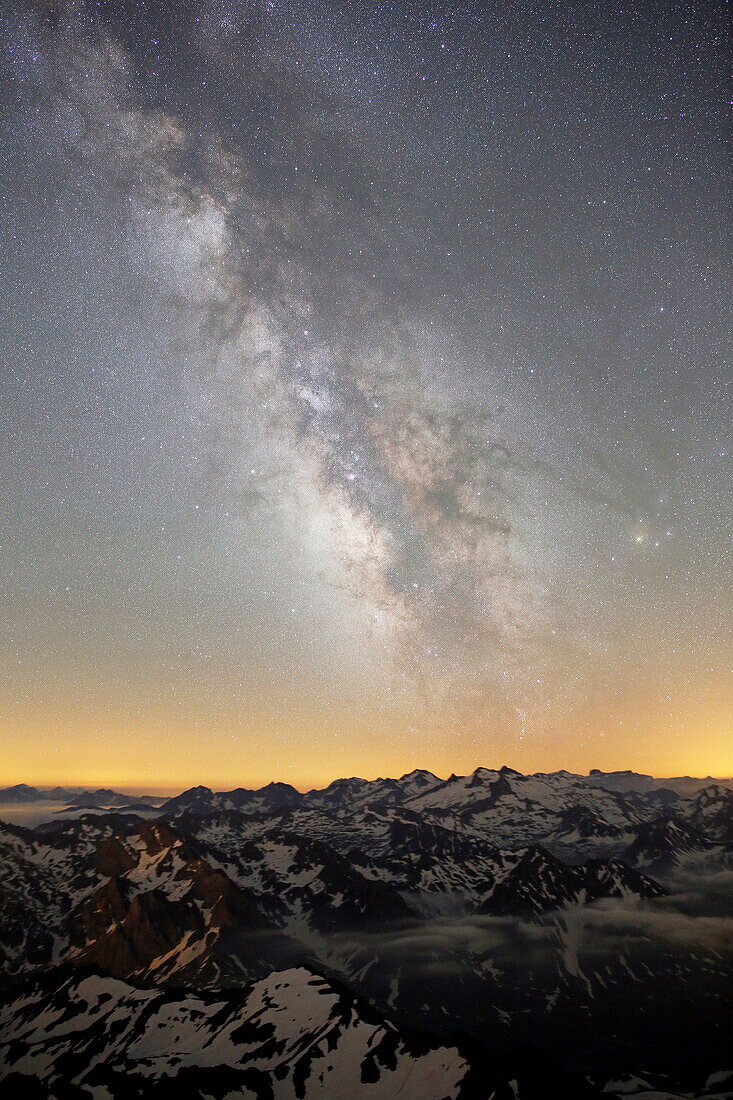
[1,0,730,790]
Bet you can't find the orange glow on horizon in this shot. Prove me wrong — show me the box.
[2,657,730,795]
[2,712,730,795]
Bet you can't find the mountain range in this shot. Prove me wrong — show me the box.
[1,766,731,1098]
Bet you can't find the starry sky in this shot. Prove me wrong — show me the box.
[0,0,730,791]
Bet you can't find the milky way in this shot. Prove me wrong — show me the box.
[0,1,730,786]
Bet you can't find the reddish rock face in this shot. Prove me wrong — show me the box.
[57,820,308,988]
[139,821,180,857]
[94,837,136,877]
[71,876,130,947]
[76,888,204,979]
[186,860,230,907]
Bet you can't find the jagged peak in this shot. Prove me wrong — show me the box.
[324,776,369,790]
[260,781,301,795]
[469,766,501,783]
[399,768,438,783]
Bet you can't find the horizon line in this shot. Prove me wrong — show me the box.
[2,763,732,799]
